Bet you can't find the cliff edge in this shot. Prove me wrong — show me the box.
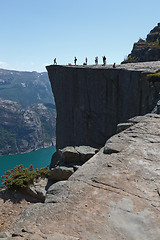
[47,61,160,149]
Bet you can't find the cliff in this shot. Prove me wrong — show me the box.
[46,62,160,149]
[0,98,56,155]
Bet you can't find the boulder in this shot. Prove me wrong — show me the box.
[49,166,74,182]
[50,145,98,168]
[117,122,134,133]
[25,178,48,202]
[59,146,79,164]
[45,181,69,203]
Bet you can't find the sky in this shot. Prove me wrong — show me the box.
[0,0,160,72]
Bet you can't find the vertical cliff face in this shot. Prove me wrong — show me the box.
[46,63,160,149]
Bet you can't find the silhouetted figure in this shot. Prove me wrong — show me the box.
[74,57,77,65]
[54,58,57,64]
[113,62,116,68]
[95,56,98,65]
[102,56,106,65]
[85,57,88,65]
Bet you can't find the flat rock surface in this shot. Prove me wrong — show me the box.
[49,61,160,73]
[4,114,160,240]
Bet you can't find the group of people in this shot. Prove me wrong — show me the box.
[76,56,107,66]
[54,56,116,68]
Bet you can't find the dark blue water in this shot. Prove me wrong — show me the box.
[0,146,56,187]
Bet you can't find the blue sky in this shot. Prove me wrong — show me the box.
[0,0,160,72]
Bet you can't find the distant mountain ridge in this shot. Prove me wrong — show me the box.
[0,68,54,107]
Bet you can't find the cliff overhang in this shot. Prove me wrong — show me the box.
[46,61,160,149]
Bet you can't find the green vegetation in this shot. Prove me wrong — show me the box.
[123,55,139,63]
[147,39,160,49]
[1,164,51,190]
[138,38,160,49]
[147,69,160,82]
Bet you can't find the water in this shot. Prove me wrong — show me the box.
[0,146,56,187]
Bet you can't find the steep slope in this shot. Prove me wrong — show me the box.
[5,114,160,240]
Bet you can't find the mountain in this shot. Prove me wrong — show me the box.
[0,68,54,107]
[0,68,56,155]
[122,23,160,63]
[0,98,56,156]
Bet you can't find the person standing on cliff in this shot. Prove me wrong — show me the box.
[95,56,98,65]
[74,57,77,65]
[102,56,106,65]
[85,57,88,65]
[113,62,116,68]
[54,58,57,64]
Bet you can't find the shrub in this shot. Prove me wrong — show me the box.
[147,39,160,49]
[147,69,160,82]
[122,55,139,63]
[1,164,51,190]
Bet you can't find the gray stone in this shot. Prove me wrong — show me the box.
[45,181,69,203]
[49,166,74,181]
[59,146,79,164]
[74,146,98,163]
[50,145,98,168]
[25,178,48,202]
[117,122,134,133]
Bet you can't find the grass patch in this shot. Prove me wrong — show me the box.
[147,69,160,82]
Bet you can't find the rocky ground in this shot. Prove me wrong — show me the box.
[1,113,160,239]
[0,187,40,233]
